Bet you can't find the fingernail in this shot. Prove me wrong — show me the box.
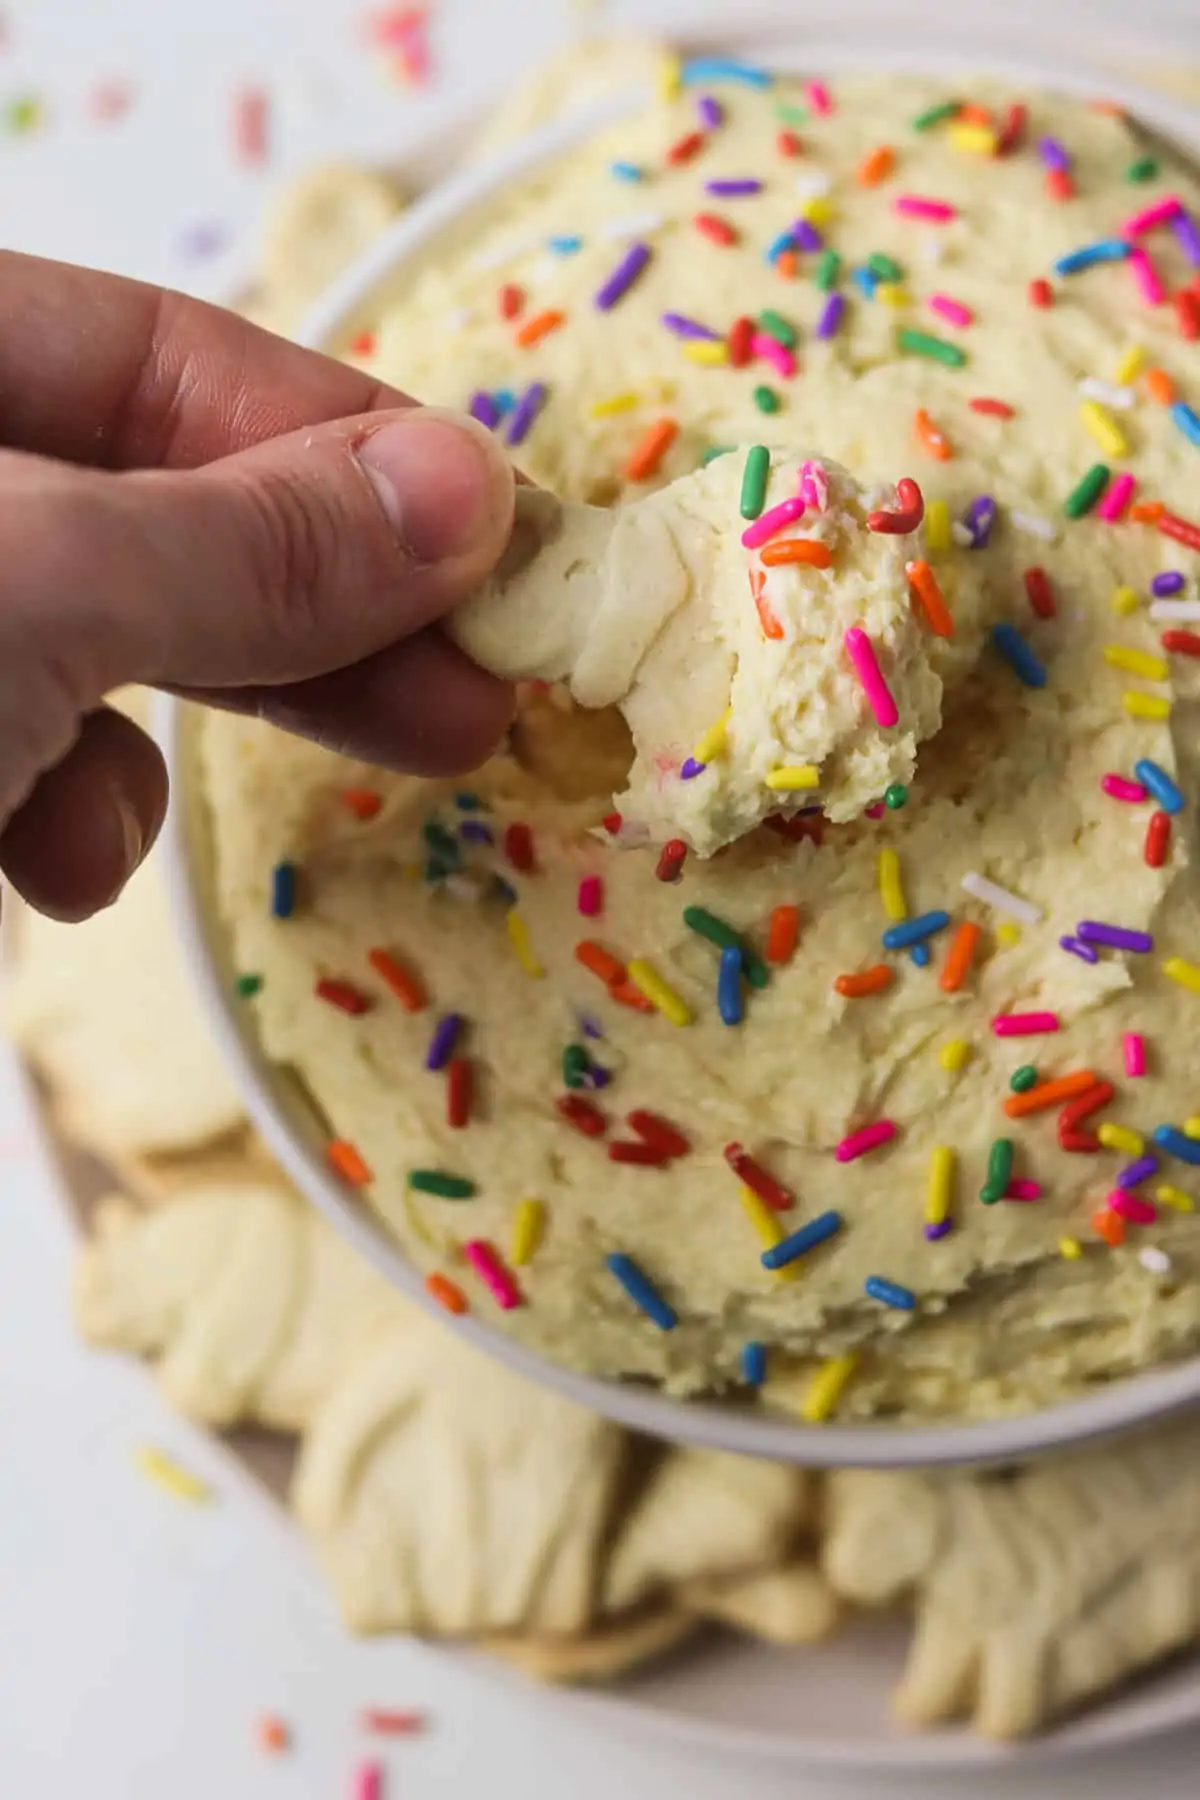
[356,411,514,565]
[100,793,146,907]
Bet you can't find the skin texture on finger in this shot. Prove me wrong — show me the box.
[0,706,168,920]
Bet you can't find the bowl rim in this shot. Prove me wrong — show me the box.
[161,38,1200,1469]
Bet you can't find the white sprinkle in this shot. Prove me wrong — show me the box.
[600,210,666,241]
[1150,599,1200,622]
[1078,377,1136,410]
[444,307,473,332]
[794,171,834,200]
[951,521,975,547]
[961,872,1044,925]
[1011,509,1059,543]
[469,229,544,272]
[920,232,945,266]
[1139,1246,1172,1275]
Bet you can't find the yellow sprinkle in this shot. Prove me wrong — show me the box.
[511,1198,545,1266]
[505,910,544,979]
[657,51,681,102]
[949,121,998,155]
[876,283,910,308]
[135,1445,210,1504]
[1114,343,1145,385]
[1123,691,1171,721]
[797,196,833,226]
[1111,585,1141,616]
[626,958,693,1026]
[1079,399,1128,458]
[1058,1236,1083,1260]
[765,764,820,792]
[589,392,640,418]
[1156,1183,1196,1213]
[738,1187,797,1280]
[1185,1117,1200,1139]
[1096,1122,1144,1155]
[800,1353,859,1424]
[996,922,1021,948]
[684,340,729,366]
[694,708,732,763]
[925,1145,956,1227]
[925,498,950,552]
[878,847,907,922]
[939,1037,971,1074]
[1164,957,1200,993]
[1103,643,1169,681]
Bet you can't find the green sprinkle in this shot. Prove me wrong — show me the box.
[980,1138,1014,1205]
[701,444,734,466]
[897,327,966,368]
[1126,155,1159,183]
[1009,1065,1038,1094]
[739,444,771,520]
[867,252,903,283]
[235,973,263,998]
[758,309,797,349]
[422,819,460,865]
[912,99,960,131]
[753,385,780,415]
[814,248,841,292]
[407,1169,476,1200]
[1064,463,1110,518]
[562,1043,590,1090]
[775,101,808,126]
[682,906,768,989]
[7,95,42,135]
[883,783,908,811]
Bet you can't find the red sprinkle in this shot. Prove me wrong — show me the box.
[1023,567,1056,619]
[1159,511,1200,553]
[608,1141,672,1166]
[969,397,1015,418]
[1144,809,1171,868]
[724,1141,794,1211]
[368,947,426,1012]
[609,977,656,1013]
[694,211,738,246]
[498,282,524,320]
[341,787,383,820]
[349,331,377,359]
[1046,167,1075,202]
[504,821,535,872]
[556,1094,606,1137]
[627,1110,690,1158]
[995,101,1028,156]
[764,811,823,845]
[655,838,688,883]
[1059,1126,1100,1154]
[1028,277,1054,308]
[361,1711,427,1737]
[1058,1081,1115,1135]
[602,811,623,834]
[1162,628,1200,656]
[667,129,705,166]
[233,85,269,165]
[447,1057,472,1129]
[315,977,371,1016]
[1175,291,1200,341]
[728,315,755,367]
[776,129,804,157]
[766,904,800,964]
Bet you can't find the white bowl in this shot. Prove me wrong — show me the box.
[162,37,1200,1468]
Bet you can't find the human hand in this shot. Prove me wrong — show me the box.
[0,252,517,923]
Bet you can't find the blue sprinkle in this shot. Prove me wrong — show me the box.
[718,945,744,1027]
[992,622,1047,689]
[851,264,878,299]
[270,861,296,920]
[864,1275,917,1310]
[766,228,798,263]
[910,942,932,968]
[459,820,494,844]
[761,1211,843,1271]
[454,791,484,811]
[609,160,644,182]
[606,1253,677,1330]
[548,234,583,256]
[882,910,951,952]
[742,1341,767,1386]
[492,388,516,416]
[1134,758,1185,815]
[1116,1153,1159,1190]
[681,57,772,89]
[1052,238,1129,276]
[1170,402,1200,449]
[1153,1125,1200,1166]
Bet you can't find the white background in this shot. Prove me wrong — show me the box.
[3,2,1200,1795]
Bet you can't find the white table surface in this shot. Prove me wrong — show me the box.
[3,2,1200,1795]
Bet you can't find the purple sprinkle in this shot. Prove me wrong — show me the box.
[1116,1153,1159,1191]
[468,390,500,430]
[816,292,845,340]
[179,220,229,260]
[594,240,651,311]
[1173,210,1200,267]
[506,381,547,447]
[679,758,707,780]
[1038,135,1071,172]
[579,1013,605,1040]
[963,495,997,548]
[426,1012,462,1072]
[1076,920,1154,953]
[696,93,723,130]
[583,1063,613,1090]
[1060,935,1099,964]
[459,820,494,844]
[792,217,823,253]
[661,311,720,341]
[704,178,763,197]
[924,1220,953,1241]
[1151,571,1186,598]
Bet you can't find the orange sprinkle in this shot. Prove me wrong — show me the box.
[835,965,895,999]
[349,330,377,359]
[957,102,993,126]
[426,1272,468,1314]
[1129,500,1165,523]
[575,940,625,985]
[327,1139,372,1186]
[760,538,833,569]
[1003,1070,1100,1119]
[341,787,382,820]
[368,947,426,1012]
[625,417,678,481]
[906,559,954,638]
[914,407,953,460]
[1145,367,1176,406]
[751,567,785,639]
[938,920,980,993]
[608,976,655,1013]
[857,143,895,186]
[1092,1206,1125,1247]
[256,1716,289,1754]
[361,1710,427,1736]
[766,904,800,964]
[775,249,799,280]
[515,308,565,349]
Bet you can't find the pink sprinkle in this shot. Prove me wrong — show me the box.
[354,1762,384,1800]
[1123,1031,1147,1077]
[750,331,797,378]
[928,292,973,328]
[1096,471,1136,522]
[578,875,603,917]
[463,1240,523,1310]
[233,85,269,166]
[894,194,958,223]
[1123,195,1183,237]
[835,1119,897,1163]
[992,1012,1060,1037]
[1129,247,1165,306]
[1004,1179,1044,1201]
[798,460,829,510]
[844,627,899,728]
[865,801,886,819]
[1101,774,1148,803]
[806,79,833,116]
[741,495,806,549]
[1108,1189,1157,1225]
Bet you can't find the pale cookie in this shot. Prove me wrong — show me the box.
[244,164,408,336]
[485,1606,697,1684]
[823,1420,1200,1738]
[685,1561,842,1647]
[467,33,667,162]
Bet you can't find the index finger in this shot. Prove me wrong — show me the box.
[0,249,412,470]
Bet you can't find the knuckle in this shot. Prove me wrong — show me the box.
[237,467,347,643]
